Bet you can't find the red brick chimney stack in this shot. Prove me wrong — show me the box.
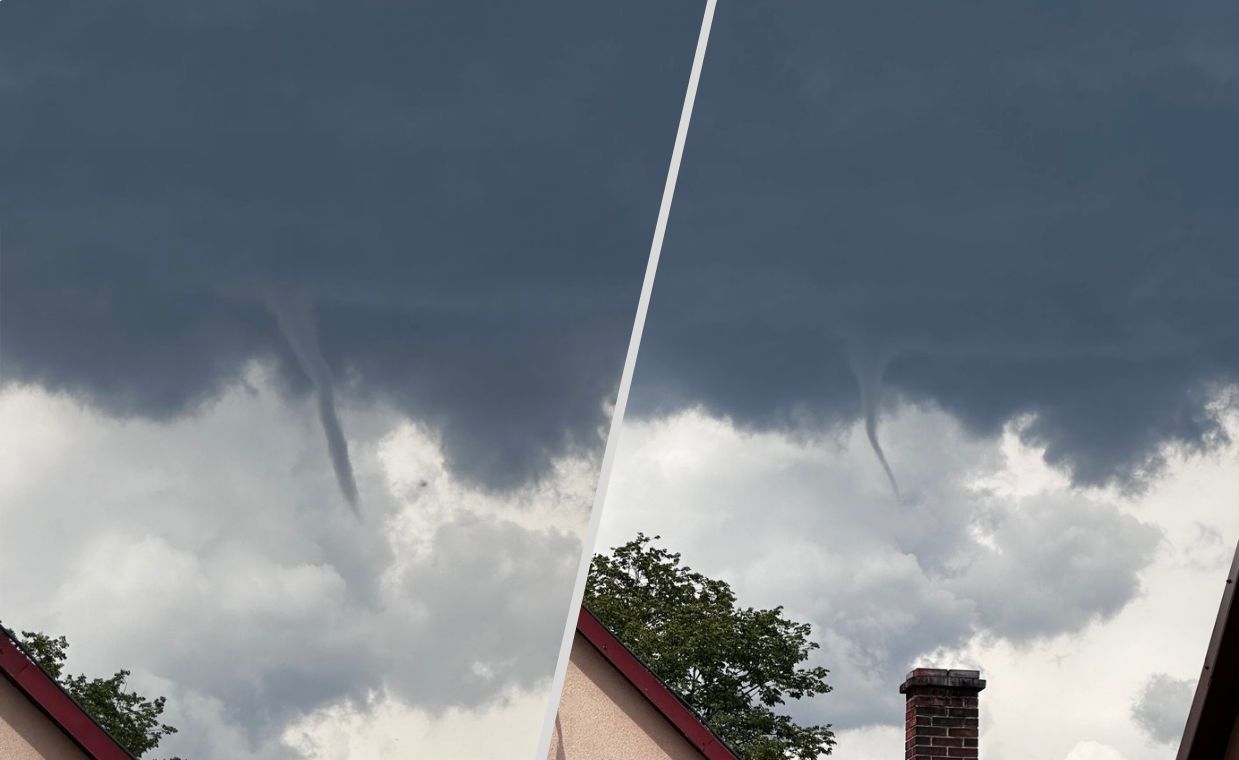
[899,668,985,759]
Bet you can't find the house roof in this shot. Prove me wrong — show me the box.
[1177,540,1239,760]
[0,627,136,760]
[576,606,740,760]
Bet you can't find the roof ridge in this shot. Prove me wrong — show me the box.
[576,606,740,760]
[0,625,137,760]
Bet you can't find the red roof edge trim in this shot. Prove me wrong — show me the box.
[0,627,136,760]
[577,607,740,760]
[1177,540,1239,760]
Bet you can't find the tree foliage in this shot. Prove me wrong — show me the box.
[584,534,835,759]
[11,629,182,759]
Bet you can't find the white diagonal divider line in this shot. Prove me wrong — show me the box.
[532,0,718,756]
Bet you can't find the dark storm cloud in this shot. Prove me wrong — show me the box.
[631,0,1239,491]
[0,0,704,492]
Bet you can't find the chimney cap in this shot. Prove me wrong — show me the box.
[899,667,986,693]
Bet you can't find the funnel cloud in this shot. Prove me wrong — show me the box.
[850,346,900,501]
[270,292,360,514]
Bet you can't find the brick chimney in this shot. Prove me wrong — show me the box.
[899,668,985,759]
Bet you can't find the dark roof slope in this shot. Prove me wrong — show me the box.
[1178,540,1239,759]
[576,607,740,760]
[0,627,135,760]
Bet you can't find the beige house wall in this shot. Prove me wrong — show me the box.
[548,632,704,760]
[0,675,91,760]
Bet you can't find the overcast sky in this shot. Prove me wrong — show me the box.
[4,2,1238,759]
[0,1,704,757]
[594,2,1239,759]
[597,406,1237,760]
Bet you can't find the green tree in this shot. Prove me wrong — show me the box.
[10,629,182,760]
[584,534,835,760]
